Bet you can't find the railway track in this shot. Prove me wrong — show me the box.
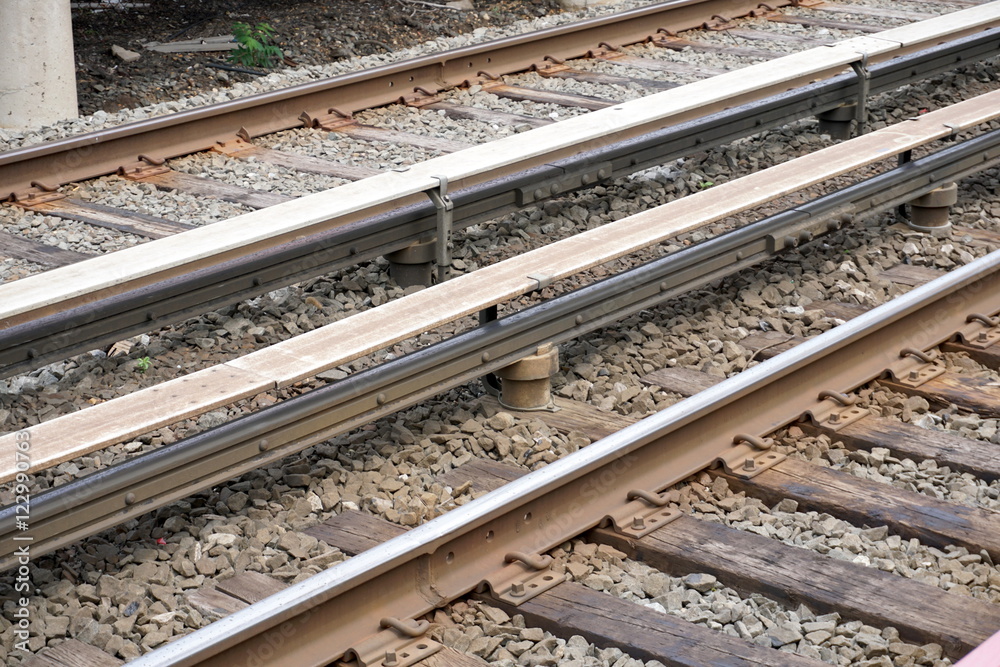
[1,0,999,375]
[2,0,1000,664]
[134,247,1000,667]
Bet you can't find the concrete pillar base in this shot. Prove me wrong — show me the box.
[0,0,79,128]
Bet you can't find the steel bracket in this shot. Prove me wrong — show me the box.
[9,190,67,206]
[717,434,785,478]
[479,306,502,397]
[515,161,613,205]
[118,155,170,179]
[300,108,355,131]
[400,88,442,108]
[953,313,1000,349]
[527,273,553,291]
[212,138,255,157]
[342,618,441,667]
[702,15,731,31]
[802,390,868,431]
[606,488,682,538]
[424,175,454,283]
[479,79,506,93]
[850,54,871,137]
[481,552,566,605]
[765,206,852,253]
[748,5,776,19]
[532,62,572,77]
[883,347,945,387]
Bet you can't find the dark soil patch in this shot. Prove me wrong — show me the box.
[72,0,561,116]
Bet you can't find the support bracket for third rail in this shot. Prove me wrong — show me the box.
[850,53,871,137]
[427,175,454,284]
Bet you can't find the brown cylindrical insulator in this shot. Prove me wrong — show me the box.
[495,343,560,410]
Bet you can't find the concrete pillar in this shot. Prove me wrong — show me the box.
[0,0,78,128]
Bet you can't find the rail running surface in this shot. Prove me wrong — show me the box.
[139,248,1000,666]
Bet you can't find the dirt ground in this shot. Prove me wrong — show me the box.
[71,0,561,115]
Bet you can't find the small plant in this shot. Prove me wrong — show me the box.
[135,356,152,373]
[697,180,715,190]
[228,22,283,68]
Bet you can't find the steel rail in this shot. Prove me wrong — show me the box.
[4,88,996,489]
[137,248,1000,667]
[0,0,787,199]
[1,27,998,379]
[3,126,998,572]
[3,5,1000,330]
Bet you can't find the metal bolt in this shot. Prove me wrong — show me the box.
[979,331,989,342]
[909,370,920,381]
[510,582,525,597]
[384,650,399,667]
[829,412,840,424]
[632,516,645,530]
[259,439,269,452]
[743,458,756,471]
[125,493,136,505]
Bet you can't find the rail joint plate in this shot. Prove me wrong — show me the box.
[515,161,613,205]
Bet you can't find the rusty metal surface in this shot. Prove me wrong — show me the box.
[136,249,1000,667]
[0,0,790,199]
